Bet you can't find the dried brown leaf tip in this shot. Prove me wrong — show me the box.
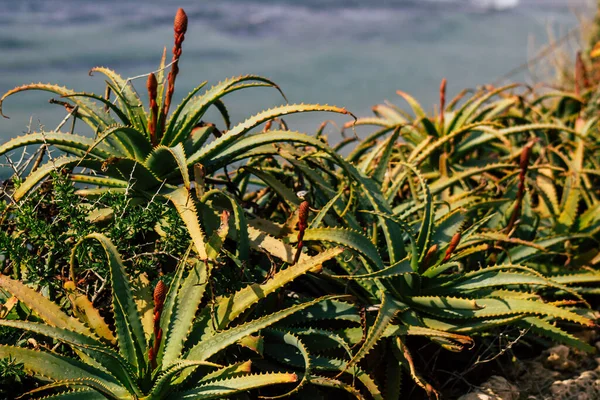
[174,8,188,35]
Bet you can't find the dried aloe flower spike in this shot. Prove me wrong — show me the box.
[160,8,188,136]
[147,73,158,145]
[439,78,447,129]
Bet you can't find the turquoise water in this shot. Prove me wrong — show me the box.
[0,0,588,176]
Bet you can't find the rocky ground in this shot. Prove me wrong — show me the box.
[458,332,600,400]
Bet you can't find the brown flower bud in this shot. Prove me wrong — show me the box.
[423,244,438,269]
[147,73,157,98]
[174,8,188,35]
[442,232,461,263]
[519,142,533,174]
[153,280,167,311]
[298,201,310,231]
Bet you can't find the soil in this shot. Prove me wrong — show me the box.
[457,331,600,400]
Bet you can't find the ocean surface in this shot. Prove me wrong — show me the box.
[0,0,591,176]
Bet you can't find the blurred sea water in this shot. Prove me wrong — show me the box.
[0,0,591,175]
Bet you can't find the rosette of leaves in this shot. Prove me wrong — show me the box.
[0,232,353,399]
[0,8,351,258]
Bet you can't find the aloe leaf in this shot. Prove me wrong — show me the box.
[410,296,593,326]
[0,132,119,160]
[69,174,128,188]
[89,67,148,133]
[188,104,352,166]
[170,372,298,399]
[409,122,498,167]
[558,140,583,230]
[315,357,384,400]
[245,226,305,264]
[64,282,116,344]
[384,351,403,400]
[396,90,427,121]
[198,360,252,384]
[145,143,190,187]
[95,125,153,162]
[279,298,361,325]
[428,163,516,195]
[0,83,116,130]
[184,124,218,155]
[23,378,122,400]
[399,311,523,335]
[519,316,594,352]
[334,257,413,280]
[372,127,402,184]
[263,330,311,398]
[244,166,300,208]
[130,273,154,341]
[344,293,406,372]
[0,275,90,336]
[289,328,353,357]
[448,83,519,132]
[347,126,396,163]
[424,265,585,303]
[212,98,231,129]
[400,164,435,266]
[164,75,285,146]
[393,337,439,400]
[0,346,127,398]
[358,210,419,272]
[155,47,168,110]
[73,234,147,372]
[358,132,391,174]
[301,228,384,271]
[202,190,249,260]
[165,186,208,260]
[215,248,344,329]
[64,92,131,127]
[186,295,343,362]
[161,81,208,141]
[160,258,208,369]
[13,157,79,201]
[27,389,106,399]
[309,190,344,229]
[505,234,589,263]
[310,376,366,399]
[147,360,222,399]
[372,103,407,124]
[156,246,192,365]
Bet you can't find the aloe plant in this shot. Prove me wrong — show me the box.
[0,232,352,399]
[0,8,352,259]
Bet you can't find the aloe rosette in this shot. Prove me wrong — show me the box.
[0,9,353,260]
[0,232,354,399]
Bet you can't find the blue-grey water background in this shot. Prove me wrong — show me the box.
[0,0,591,176]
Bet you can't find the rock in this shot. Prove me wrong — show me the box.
[548,366,600,400]
[544,345,577,371]
[458,376,520,400]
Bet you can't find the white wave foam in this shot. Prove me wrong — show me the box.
[470,0,520,10]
